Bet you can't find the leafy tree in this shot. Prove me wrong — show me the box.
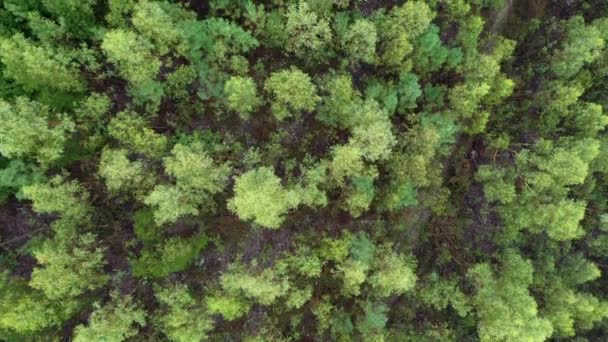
[284,2,332,59]
[0,97,75,164]
[144,142,230,224]
[206,294,251,321]
[228,167,297,228]
[377,1,434,68]
[41,0,97,38]
[552,16,605,79]
[154,284,214,342]
[264,68,320,121]
[98,148,148,195]
[317,74,360,127]
[143,185,199,226]
[101,30,161,85]
[106,0,136,28]
[108,111,168,158]
[368,245,417,297]
[342,19,377,64]
[330,144,365,185]
[73,293,146,342]
[131,233,208,278]
[468,252,553,342]
[0,159,44,203]
[132,1,181,55]
[0,34,84,92]
[164,142,230,195]
[30,233,108,300]
[220,263,289,306]
[22,175,89,221]
[0,273,76,335]
[418,272,470,317]
[224,76,261,119]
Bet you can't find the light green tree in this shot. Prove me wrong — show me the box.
[98,148,148,195]
[132,1,181,54]
[101,30,161,85]
[264,68,320,121]
[285,2,332,58]
[343,19,377,64]
[224,76,261,119]
[108,111,168,158]
[228,167,298,228]
[467,252,553,342]
[73,293,146,342]
[0,98,75,165]
[30,233,108,300]
[0,34,84,92]
[154,285,214,342]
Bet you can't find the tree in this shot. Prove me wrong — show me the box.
[101,30,161,85]
[164,142,230,194]
[467,252,553,342]
[30,233,108,300]
[342,19,377,64]
[368,245,417,297]
[144,142,230,225]
[0,34,84,92]
[154,284,214,342]
[376,1,434,68]
[205,294,251,321]
[98,148,148,195]
[0,97,75,164]
[264,68,320,121]
[131,233,208,278]
[73,293,146,342]
[22,175,89,221]
[228,167,298,228]
[224,76,261,119]
[0,273,76,335]
[132,1,181,55]
[220,264,289,306]
[284,2,332,59]
[108,111,168,158]
[317,74,361,127]
[552,16,605,79]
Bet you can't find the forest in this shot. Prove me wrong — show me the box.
[1,0,608,341]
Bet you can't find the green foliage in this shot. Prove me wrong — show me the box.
[264,68,320,121]
[0,97,75,164]
[342,19,377,64]
[368,245,417,297]
[0,34,84,92]
[285,2,332,59]
[108,111,168,158]
[145,142,230,225]
[132,1,181,55]
[468,252,554,342]
[0,1,607,340]
[224,76,261,119]
[98,148,148,195]
[155,284,214,342]
[73,293,146,342]
[220,264,289,305]
[0,273,76,335]
[228,167,296,228]
[0,159,44,203]
[101,30,161,85]
[132,233,208,278]
[552,16,605,79]
[30,233,108,300]
[22,175,89,221]
[206,294,251,321]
